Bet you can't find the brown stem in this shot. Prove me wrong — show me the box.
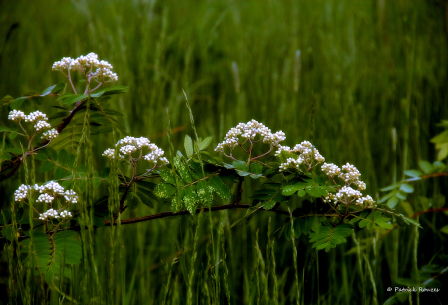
[104,203,290,226]
[0,101,87,182]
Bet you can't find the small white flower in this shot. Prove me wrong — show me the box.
[34,121,51,133]
[102,148,115,159]
[215,119,285,154]
[64,190,78,204]
[14,184,30,202]
[25,111,48,123]
[59,210,73,218]
[42,128,58,140]
[321,163,341,178]
[8,110,26,122]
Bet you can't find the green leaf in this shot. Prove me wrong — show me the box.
[11,97,26,109]
[250,163,263,175]
[0,126,11,132]
[90,86,128,98]
[305,186,328,197]
[40,161,56,172]
[42,84,57,96]
[62,94,88,105]
[197,180,212,205]
[51,83,66,94]
[198,136,212,151]
[309,223,353,252]
[419,160,434,174]
[92,177,102,188]
[282,182,310,196]
[387,196,399,208]
[184,185,199,214]
[184,135,194,158]
[208,176,231,200]
[159,169,176,185]
[251,187,286,210]
[154,183,176,198]
[358,211,393,230]
[400,184,414,193]
[58,149,68,167]
[173,157,192,183]
[441,225,448,235]
[404,169,423,178]
[394,214,421,228]
[232,160,249,172]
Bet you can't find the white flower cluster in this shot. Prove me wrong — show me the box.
[321,162,366,190]
[52,53,118,82]
[8,110,26,122]
[321,163,341,178]
[8,110,58,139]
[279,141,325,171]
[13,181,78,204]
[103,136,169,165]
[42,128,59,140]
[34,120,51,133]
[323,187,375,208]
[215,120,286,153]
[39,208,72,220]
[24,111,48,123]
[321,162,374,208]
[14,184,31,202]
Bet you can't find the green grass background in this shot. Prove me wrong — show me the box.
[0,0,447,304]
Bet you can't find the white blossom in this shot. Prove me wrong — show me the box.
[59,210,73,218]
[14,184,30,202]
[105,136,168,166]
[39,208,60,220]
[25,111,48,123]
[102,148,115,159]
[34,120,51,133]
[321,163,341,178]
[52,57,74,71]
[8,110,26,122]
[215,119,285,154]
[42,128,58,140]
[64,190,78,204]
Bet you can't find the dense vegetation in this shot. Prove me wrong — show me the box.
[0,1,447,304]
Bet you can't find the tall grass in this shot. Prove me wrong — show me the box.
[0,0,447,304]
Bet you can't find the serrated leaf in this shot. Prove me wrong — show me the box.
[184,135,194,158]
[309,223,353,252]
[250,163,263,175]
[419,160,434,174]
[62,94,88,105]
[405,169,423,178]
[40,161,56,172]
[358,211,393,230]
[199,136,212,150]
[232,160,249,172]
[11,97,26,109]
[305,186,328,197]
[92,177,102,188]
[90,86,128,98]
[208,176,230,199]
[387,196,399,208]
[59,149,68,167]
[400,184,414,193]
[159,169,176,185]
[154,183,176,198]
[441,225,448,234]
[173,157,192,183]
[42,84,57,96]
[184,185,199,215]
